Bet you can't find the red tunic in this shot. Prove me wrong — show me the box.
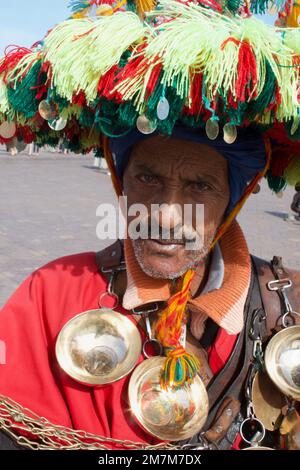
[0,252,237,448]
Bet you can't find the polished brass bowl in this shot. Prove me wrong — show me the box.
[56,309,142,385]
[243,447,274,451]
[265,325,300,400]
[128,357,209,441]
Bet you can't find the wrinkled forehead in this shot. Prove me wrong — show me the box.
[127,134,228,177]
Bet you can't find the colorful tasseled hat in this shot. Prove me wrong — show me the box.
[1,0,300,389]
[0,1,299,175]
[0,0,299,197]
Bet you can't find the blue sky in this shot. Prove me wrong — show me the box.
[0,1,69,54]
[0,1,273,55]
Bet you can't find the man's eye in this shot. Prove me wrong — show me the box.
[138,174,158,184]
[190,181,212,192]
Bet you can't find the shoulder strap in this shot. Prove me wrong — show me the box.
[95,240,123,274]
[182,256,264,449]
[251,255,300,339]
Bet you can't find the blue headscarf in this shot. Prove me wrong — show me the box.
[109,124,266,216]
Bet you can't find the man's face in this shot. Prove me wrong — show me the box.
[123,135,230,279]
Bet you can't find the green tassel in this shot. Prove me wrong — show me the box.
[79,107,95,128]
[7,61,45,118]
[248,60,277,120]
[160,348,200,390]
[250,0,285,15]
[117,100,139,129]
[95,147,104,159]
[225,0,243,14]
[267,172,287,193]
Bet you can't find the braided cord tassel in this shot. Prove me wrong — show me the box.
[153,269,201,390]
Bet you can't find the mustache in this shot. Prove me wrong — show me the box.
[134,221,199,244]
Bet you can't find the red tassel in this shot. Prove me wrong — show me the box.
[187,70,203,115]
[145,60,162,100]
[235,41,258,102]
[30,62,51,101]
[110,45,147,101]
[221,38,258,103]
[0,46,32,83]
[227,89,239,110]
[72,90,87,107]
[18,126,35,144]
[270,149,292,177]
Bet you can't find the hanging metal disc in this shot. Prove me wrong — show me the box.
[157,97,170,121]
[223,123,237,144]
[0,121,16,139]
[252,370,285,431]
[205,119,219,140]
[38,100,58,121]
[136,115,157,135]
[48,117,67,132]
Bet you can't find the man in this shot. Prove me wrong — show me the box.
[1,128,299,450]
[0,0,300,451]
[290,182,300,221]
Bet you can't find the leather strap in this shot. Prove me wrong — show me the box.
[251,255,300,340]
[95,240,123,274]
[202,257,263,444]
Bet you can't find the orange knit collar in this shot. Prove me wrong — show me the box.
[122,220,251,335]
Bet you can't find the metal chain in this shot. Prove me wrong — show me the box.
[0,395,180,451]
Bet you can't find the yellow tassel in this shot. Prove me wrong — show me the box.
[287,4,300,28]
[136,0,157,18]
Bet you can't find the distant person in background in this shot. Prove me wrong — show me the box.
[28,142,40,156]
[290,182,300,221]
[33,143,40,155]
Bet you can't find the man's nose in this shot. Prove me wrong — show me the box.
[152,202,183,230]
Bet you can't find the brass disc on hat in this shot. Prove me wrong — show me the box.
[157,97,170,121]
[251,370,285,431]
[38,100,58,121]
[205,118,219,140]
[223,123,237,144]
[0,121,16,139]
[136,115,157,135]
[48,116,67,132]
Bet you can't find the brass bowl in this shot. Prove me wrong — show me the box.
[243,447,274,451]
[128,357,209,441]
[56,309,142,386]
[265,325,300,400]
